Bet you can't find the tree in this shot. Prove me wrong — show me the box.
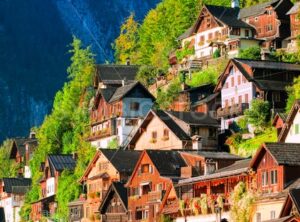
[114,14,139,64]
[0,139,19,178]
[244,99,270,133]
[136,65,160,87]
[238,46,261,60]
[286,76,300,111]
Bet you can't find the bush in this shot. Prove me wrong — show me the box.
[238,46,261,60]
[213,48,221,58]
[136,65,161,87]
[186,67,219,87]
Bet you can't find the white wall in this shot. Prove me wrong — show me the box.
[285,110,300,143]
[46,177,55,197]
[176,211,230,222]
[24,166,31,179]
[0,197,22,222]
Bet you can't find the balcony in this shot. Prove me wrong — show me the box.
[147,191,162,203]
[88,128,113,141]
[217,103,249,119]
[179,59,202,72]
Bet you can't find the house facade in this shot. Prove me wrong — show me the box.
[30,155,76,221]
[250,143,300,222]
[126,150,187,222]
[215,59,300,130]
[286,2,300,52]
[89,82,154,149]
[127,109,219,151]
[239,0,293,50]
[0,178,31,222]
[76,150,140,222]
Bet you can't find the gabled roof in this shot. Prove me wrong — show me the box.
[177,26,195,41]
[239,0,282,19]
[205,5,251,28]
[178,158,251,185]
[272,112,288,127]
[80,150,141,183]
[251,143,300,168]
[48,155,76,176]
[146,150,187,177]
[2,178,31,194]
[167,111,219,127]
[278,100,300,142]
[99,182,128,214]
[96,64,139,85]
[9,138,35,158]
[287,2,300,15]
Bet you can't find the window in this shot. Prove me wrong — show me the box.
[238,75,241,85]
[256,212,261,222]
[200,35,205,42]
[239,95,242,104]
[157,183,163,191]
[267,10,272,15]
[270,211,276,219]
[125,118,138,126]
[225,82,229,89]
[215,31,219,39]
[271,170,278,184]
[163,129,169,140]
[222,28,228,36]
[245,29,250,37]
[141,184,151,195]
[206,18,211,28]
[231,28,240,36]
[141,164,153,174]
[231,98,235,106]
[295,124,300,134]
[272,92,281,102]
[130,102,140,111]
[245,94,249,103]
[262,171,268,186]
[152,131,157,141]
[225,99,229,107]
[266,24,273,32]
[231,77,234,87]
[208,33,213,40]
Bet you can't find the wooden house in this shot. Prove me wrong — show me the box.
[99,182,128,222]
[177,3,258,64]
[68,195,86,222]
[214,58,300,130]
[250,143,300,222]
[286,2,300,52]
[170,84,218,114]
[0,178,31,222]
[30,155,76,221]
[272,112,288,138]
[126,109,219,151]
[239,0,293,50]
[168,158,252,221]
[278,100,300,143]
[75,150,140,222]
[89,81,154,149]
[93,65,139,89]
[126,150,187,222]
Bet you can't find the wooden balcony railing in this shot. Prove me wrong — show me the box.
[217,103,249,119]
[179,59,202,72]
[89,128,112,140]
[147,191,162,203]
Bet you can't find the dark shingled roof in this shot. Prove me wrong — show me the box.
[264,143,300,166]
[167,111,219,127]
[287,2,300,15]
[254,80,289,91]
[206,5,252,28]
[153,110,191,141]
[239,0,281,18]
[146,150,187,177]
[99,182,128,214]
[2,178,31,194]
[109,81,139,103]
[96,65,139,84]
[98,87,117,102]
[289,187,300,213]
[192,92,220,106]
[177,26,195,41]
[234,58,300,71]
[48,155,76,176]
[100,150,141,175]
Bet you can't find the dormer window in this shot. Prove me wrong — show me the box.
[141,164,153,174]
[270,170,278,185]
[262,171,268,187]
[130,102,140,111]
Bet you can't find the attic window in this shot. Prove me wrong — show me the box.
[266,10,272,15]
[141,164,153,174]
[163,129,169,140]
[206,18,211,28]
[130,102,140,111]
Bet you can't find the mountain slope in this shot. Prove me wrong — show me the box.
[0,0,159,142]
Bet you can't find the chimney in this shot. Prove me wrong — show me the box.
[192,135,202,150]
[231,0,239,8]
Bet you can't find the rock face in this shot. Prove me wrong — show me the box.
[0,0,159,142]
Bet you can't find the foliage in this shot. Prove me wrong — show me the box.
[21,37,97,220]
[217,195,224,210]
[136,65,161,87]
[0,139,19,178]
[244,99,270,133]
[286,76,300,112]
[159,215,173,222]
[213,48,221,58]
[176,41,195,61]
[238,46,261,60]
[200,194,208,215]
[227,128,276,157]
[179,199,185,216]
[237,117,248,133]
[191,198,201,215]
[114,14,139,64]
[230,182,255,222]
[108,138,118,149]
[186,67,219,87]
[156,78,181,109]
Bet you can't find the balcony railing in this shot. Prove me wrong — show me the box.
[179,59,202,72]
[89,128,112,140]
[147,191,162,203]
[217,103,249,119]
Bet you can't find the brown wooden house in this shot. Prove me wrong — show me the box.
[127,109,219,151]
[286,2,300,52]
[126,150,187,222]
[250,143,300,221]
[99,182,128,222]
[239,0,293,50]
[75,150,140,222]
[30,155,76,221]
[272,112,288,138]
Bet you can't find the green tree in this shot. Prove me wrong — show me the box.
[286,76,300,111]
[114,14,139,64]
[0,139,19,178]
[238,46,261,60]
[244,99,270,133]
[136,65,160,87]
